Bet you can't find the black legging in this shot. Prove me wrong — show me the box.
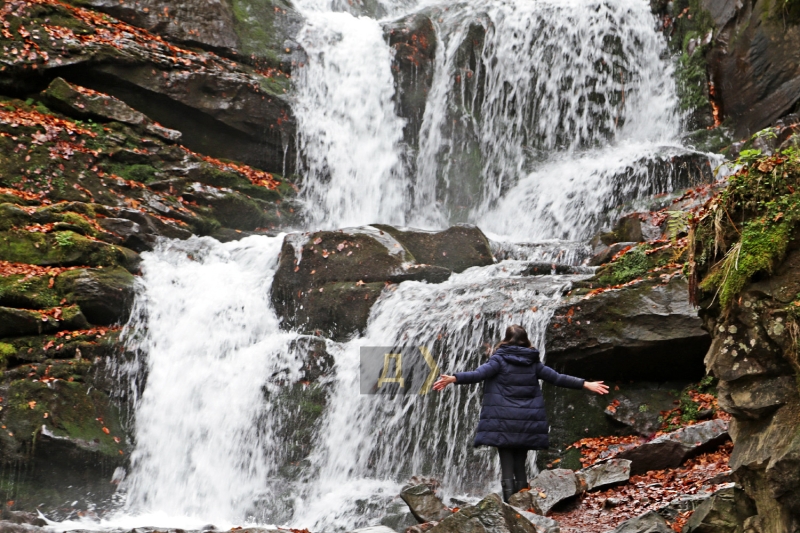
[497,447,528,482]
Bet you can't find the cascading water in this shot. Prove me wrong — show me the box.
[88,0,721,530]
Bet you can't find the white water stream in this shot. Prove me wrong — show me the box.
[53,0,719,530]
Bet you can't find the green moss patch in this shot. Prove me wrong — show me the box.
[690,145,800,308]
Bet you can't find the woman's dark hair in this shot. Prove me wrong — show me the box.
[495,324,532,350]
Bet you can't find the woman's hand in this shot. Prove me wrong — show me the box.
[584,381,609,395]
[433,374,457,391]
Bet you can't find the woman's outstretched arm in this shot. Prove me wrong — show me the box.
[538,364,608,394]
[433,356,501,391]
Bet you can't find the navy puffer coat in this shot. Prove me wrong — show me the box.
[454,345,585,450]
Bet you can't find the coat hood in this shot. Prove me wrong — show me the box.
[494,345,540,365]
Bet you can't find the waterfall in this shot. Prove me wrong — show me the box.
[99,0,716,530]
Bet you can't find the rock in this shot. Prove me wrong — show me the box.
[271,227,471,340]
[428,493,537,533]
[373,225,495,273]
[0,0,294,172]
[613,214,645,243]
[527,469,580,514]
[589,242,638,267]
[96,218,156,253]
[384,13,437,149]
[706,0,800,137]
[42,78,182,142]
[602,389,682,436]
[515,510,560,533]
[0,522,47,533]
[63,0,304,69]
[0,230,140,273]
[546,277,710,381]
[400,484,452,524]
[616,419,730,475]
[508,490,544,514]
[2,511,47,527]
[682,486,757,533]
[608,511,672,533]
[0,306,89,339]
[576,459,631,491]
[57,267,136,326]
[717,375,797,419]
[520,263,593,276]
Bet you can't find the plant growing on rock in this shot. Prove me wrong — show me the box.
[689,145,800,308]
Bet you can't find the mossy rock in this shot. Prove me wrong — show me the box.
[0,230,140,273]
[2,378,126,458]
[0,305,90,340]
[56,267,135,326]
[271,228,455,339]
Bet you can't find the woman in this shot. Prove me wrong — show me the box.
[433,324,608,503]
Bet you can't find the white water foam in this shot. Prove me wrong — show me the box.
[116,235,301,524]
[293,10,410,229]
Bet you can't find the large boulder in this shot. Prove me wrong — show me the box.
[271,226,493,340]
[615,419,730,475]
[428,493,538,533]
[373,225,494,273]
[400,483,452,524]
[42,78,181,142]
[545,277,710,381]
[705,0,800,138]
[56,267,136,326]
[0,0,294,172]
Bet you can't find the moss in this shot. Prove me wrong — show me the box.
[0,230,134,270]
[596,245,652,286]
[0,273,62,309]
[4,379,124,457]
[108,163,159,183]
[700,221,791,307]
[691,145,800,308]
[0,342,14,370]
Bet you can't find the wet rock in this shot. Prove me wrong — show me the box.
[96,218,156,253]
[104,207,193,244]
[56,267,136,326]
[526,469,580,514]
[576,459,631,491]
[613,214,645,243]
[384,13,437,149]
[706,0,800,137]
[42,78,182,142]
[546,277,710,381]
[374,225,494,273]
[1,511,47,527]
[400,483,452,523]
[271,226,477,340]
[616,419,730,475]
[428,493,537,533]
[588,242,638,267]
[609,511,672,533]
[289,335,334,383]
[0,305,90,338]
[0,522,47,533]
[682,486,757,533]
[520,263,593,276]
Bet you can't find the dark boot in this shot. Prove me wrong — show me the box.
[501,478,515,503]
[513,479,529,494]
